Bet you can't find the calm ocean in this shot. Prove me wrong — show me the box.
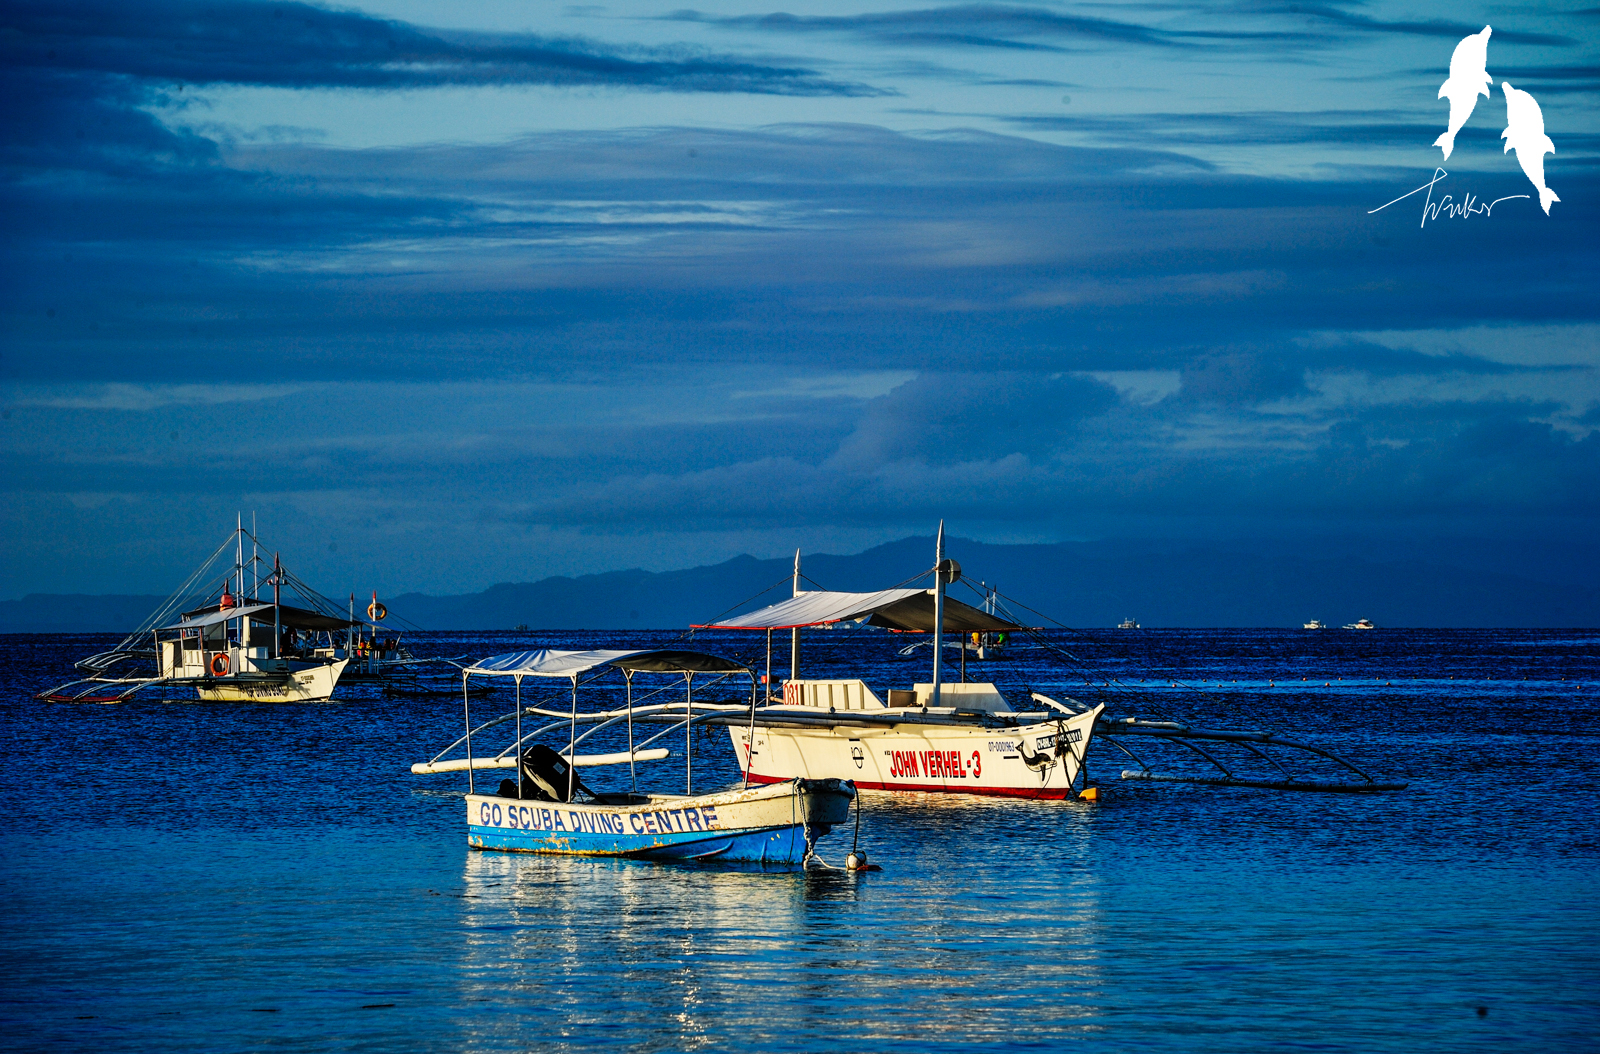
[2,628,1596,1052]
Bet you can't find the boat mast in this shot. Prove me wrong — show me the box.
[932,522,944,707]
[235,513,245,648]
[789,549,801,681]
[272,553,282,662]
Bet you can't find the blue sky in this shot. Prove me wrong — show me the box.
[1,0,1596,597]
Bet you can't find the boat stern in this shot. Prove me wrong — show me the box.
[797,777,856,833]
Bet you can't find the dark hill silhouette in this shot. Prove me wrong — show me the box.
[5,535,1596,631]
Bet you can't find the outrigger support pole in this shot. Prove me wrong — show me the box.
[514,674,523,799]
[626,670,638,795]
[684,672,695,795]
[462,669,474,795]
[568,674,579,801]
[744,670,758,789]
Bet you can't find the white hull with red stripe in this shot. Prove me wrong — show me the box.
[730,680,1103,799]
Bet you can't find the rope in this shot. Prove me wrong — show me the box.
[972,583,1243,719]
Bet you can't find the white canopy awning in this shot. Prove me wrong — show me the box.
[465,648,747,678]
[697,589,923,630]
[695,589,1026,633]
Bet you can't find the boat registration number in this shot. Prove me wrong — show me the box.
[1033,729,1082,751]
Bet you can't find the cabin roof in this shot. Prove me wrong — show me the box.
[465,648,747,678]
[161,602,357,632]
[694,588,1026,633]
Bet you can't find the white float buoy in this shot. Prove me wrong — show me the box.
[845,851,868,871]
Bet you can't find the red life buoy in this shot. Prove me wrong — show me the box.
[210,652,230,677]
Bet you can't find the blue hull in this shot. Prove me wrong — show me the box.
[462,781,854,865]
[467,821,815,863]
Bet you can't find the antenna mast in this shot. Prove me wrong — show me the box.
[789,549,801,681]
[932,523,944,707]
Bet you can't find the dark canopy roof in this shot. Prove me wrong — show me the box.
[695,589,1026,633]
[466,648,747,677]
[167,602,357,632]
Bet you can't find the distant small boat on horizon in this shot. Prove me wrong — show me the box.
[1118,617,1140,629]
[1343,618,1376,630]
[1304,619,1325,630]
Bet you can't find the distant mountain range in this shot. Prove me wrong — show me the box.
[4,534,1597,632]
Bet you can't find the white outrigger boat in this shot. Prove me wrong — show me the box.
[691,528,1408,797]
[39,521,422,703]
[411,648,856,865]
[694,528,1104,800]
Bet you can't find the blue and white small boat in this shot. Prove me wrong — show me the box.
[411,647,856,865]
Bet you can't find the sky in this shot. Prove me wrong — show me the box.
[1,0,1596,599]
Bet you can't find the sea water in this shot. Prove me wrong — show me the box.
[1,628,1596,1052]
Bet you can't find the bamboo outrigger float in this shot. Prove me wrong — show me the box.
[1099,717,1407,792]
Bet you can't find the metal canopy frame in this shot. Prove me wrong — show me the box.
[450,649,755,800]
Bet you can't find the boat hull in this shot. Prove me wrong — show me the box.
[733,704,1103,800]
[194,659,348,702]
[464,778,855,864]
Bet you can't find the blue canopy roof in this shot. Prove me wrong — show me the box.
[465,648,746,677]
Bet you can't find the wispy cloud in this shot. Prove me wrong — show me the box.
[11,383,303,411]
[1242,3,1572,46]
[660,2,1572,54]
[661,4,1312,51]
[2,0,886,95]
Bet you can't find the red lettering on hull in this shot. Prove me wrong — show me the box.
[744,771,1076,800]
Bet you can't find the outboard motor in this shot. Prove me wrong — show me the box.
[519,744,590,803]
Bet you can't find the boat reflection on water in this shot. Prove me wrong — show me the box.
[446,789,1104,1048]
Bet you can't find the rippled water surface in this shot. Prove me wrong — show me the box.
[3,628,1597,1051]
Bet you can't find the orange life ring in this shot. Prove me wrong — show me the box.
[368,601,387,621]
[210,652,230,677]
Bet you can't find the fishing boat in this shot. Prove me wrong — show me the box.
[692,528,1104,800]
[411,648,857,864]
[1118,617,1140,629]
[1343,618,1376,630]
[37,521,445,702]
[1304,619,1326,629]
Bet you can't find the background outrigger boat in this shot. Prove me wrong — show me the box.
[39,521,463,703]
[411,648,856,865]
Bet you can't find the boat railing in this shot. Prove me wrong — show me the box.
[424,698,751,769]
